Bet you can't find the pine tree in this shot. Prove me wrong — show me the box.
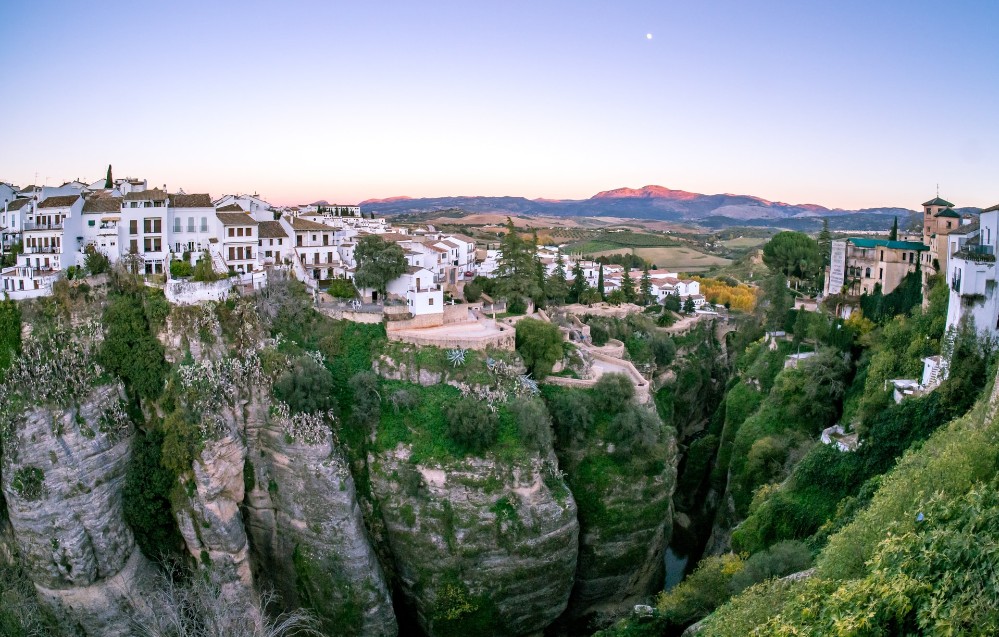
[569,260,586,303]
[639,266,653,305]
[621,266,636,303]
[597,264,606,300]
[549,251,569,304]
[818,219,832,269]
[104,164,113,189]
[889,217,898,241]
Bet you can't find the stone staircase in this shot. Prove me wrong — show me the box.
[207,240,228,274]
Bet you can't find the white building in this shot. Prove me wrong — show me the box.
[120,189,170,274]
[216,212,259,274]
[945,204,999,340]
[168,194,217,257]
[385,265,443,315]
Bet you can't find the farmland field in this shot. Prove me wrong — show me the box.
[589,246,731,272]
[720,237,767,248]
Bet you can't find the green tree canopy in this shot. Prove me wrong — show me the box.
[762,231,823,281]
[515,317,564,378]
[354,235,407,299]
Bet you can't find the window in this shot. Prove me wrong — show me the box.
[188,217,195,232]
[246,247,252,259]
[144,218,162,233]
[129,239,138,253]
[428,297,434,306]
[130,202,138,208]
[200,217,208,232]
[88,219,95,227]
[129,220,138,235]
[174,218,182,232]
[237,227,244,237]
[323,235,329,246]
[144,201,152,208]
[153,201,163,207]
[865,267,871,278]
[143,237,162,252]
[879,268,883,280]
[228,228,234,237]
[278,238,283,245]
[246,227,252,237]
[228,247,235,260]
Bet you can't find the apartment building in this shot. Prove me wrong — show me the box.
[120,189,169,274]
[945,204,999,339]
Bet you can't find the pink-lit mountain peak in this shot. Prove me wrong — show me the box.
[590,185,702,201]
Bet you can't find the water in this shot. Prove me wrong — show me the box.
[663,547,689,591]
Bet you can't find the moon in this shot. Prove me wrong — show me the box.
[646,33,653,40]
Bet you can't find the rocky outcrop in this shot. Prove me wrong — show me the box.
[370,446,579,636]
[244,405,397,636]
[0,384,156,636]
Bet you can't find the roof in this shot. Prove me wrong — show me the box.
[848,237,929,251]
[217,203,244,212]
[290,217,331,231]
[439,239,462,249]
[170,193,213,208]
[257,221,288,239]
[406,265,432,274]
[6,199,31,211]
[83,197,123,213]
[923,197,955,207]
[981,203,999,213]
[38,195,81,208]
[935,209,962,219]
[216,212,258,226]
[447,233,476,244]
[123,188,168,201]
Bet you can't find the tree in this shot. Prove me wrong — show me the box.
[762,231,822,282]
[273,355,336,415]
[889,217,898,241]
[495,218,540,304]
[760,273,792,331]
[621,266,636,303]
[354,235,407,300]
[663,291,682,313]
[548,251,569,304]
[0,297,21,373]
[192,251,220,282]
[639,266,653,305]
[683,297,696,313]
[597,264,606,300]
[99,293,169,400]
[817,218,832,269]
[445,397,499,453]
[104,164,113,189]
[569,260,586,303]
[515,317,563,378]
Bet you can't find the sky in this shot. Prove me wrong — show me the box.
[1,0,998,209]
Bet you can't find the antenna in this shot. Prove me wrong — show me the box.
[937,183,940,198]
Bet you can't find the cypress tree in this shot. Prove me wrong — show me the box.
[104,164,113,189]
[640,266,653,305]
[889,217,898,241]
[569,260,586,304]
[597,264,606,300]
[621,266,636,303]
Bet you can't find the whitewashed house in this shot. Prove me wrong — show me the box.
[80,197,123,260]
[385,266,443,315]
[216,212,259,274]
[120,189,170,274]
[168,193,217,258]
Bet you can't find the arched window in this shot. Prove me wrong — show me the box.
[865,267,871,278]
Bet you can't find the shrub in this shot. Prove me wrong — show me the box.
[589,322,609,346]
[444,397,499,453]
[514,317,563,379]
[170,259,193,278]
[123,429,183,560]
[546,387,594,444]
[100,293,169,400]
[10,467,45,501]
[464,282,482,302]
[326,278,357,299]
[273,355,336,415]
[655,553,744,628]
[728,540,812,594]
[348,371,381,427]
[84,245,111,275]
[507,296,527,315]
[610,405,662,455]
[0,297,21,374]
[592,373,635,413]
[192,252,220,282]
[510,398,553,453]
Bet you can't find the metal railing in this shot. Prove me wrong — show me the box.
[22,222,63,231]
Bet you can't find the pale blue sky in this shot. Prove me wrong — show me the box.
[1,1,997,208]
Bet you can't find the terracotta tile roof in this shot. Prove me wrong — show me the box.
[170,193,213,208]
[83,197,123,213]
[981,203,999,213]
[123,188,168,201]
[216,212,258,226]
[257,221,288,239]
[290,217,331,231]
[6,199,31,211]
[447,233,476,244]
[217,203,244,212]
[38,195,81,208]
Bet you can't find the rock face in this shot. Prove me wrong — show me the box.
[370,446,579,637]
[244,405,397,636]
[0,384,156,636]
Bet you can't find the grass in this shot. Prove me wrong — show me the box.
[589,246,731,271]
[720,237,767,248]
[375,381,532,465]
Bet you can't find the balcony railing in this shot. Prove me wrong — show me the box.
[24,246,61,254]
[954,245,996,263]
[22,222,63,231]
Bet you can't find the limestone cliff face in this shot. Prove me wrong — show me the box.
[0,384,155,636]
[370,446,579,637]
[243,404,397,636]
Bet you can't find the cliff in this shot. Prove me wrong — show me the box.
[0,383,156,635]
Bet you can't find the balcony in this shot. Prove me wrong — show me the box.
[954,244,996,263]
[24,246,61,254]
[23,221,63,231]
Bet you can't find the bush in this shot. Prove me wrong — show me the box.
[444,397,499,453]
[656,553,744,628]
[0,297,21,374]
[326,278,357,299]
[507,296,527,315]
[589,322,609,346]
[84,245,110,275]
[170,259,193,278]
[728,540,812,594]
[348,371,380,427]
[592,373,635,413]
[610,405,662,455]
[123,429,183,560]
[273,355,336,415]
[192,252,220,282]
[100,293,169,400]
[464,282,482,302]
[546,387,594,444]
[514,317,563,379]
[510,398,553,453]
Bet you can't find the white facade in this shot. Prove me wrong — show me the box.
[945,208,999,341]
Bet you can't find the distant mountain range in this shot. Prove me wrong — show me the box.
[359,185,976,231]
